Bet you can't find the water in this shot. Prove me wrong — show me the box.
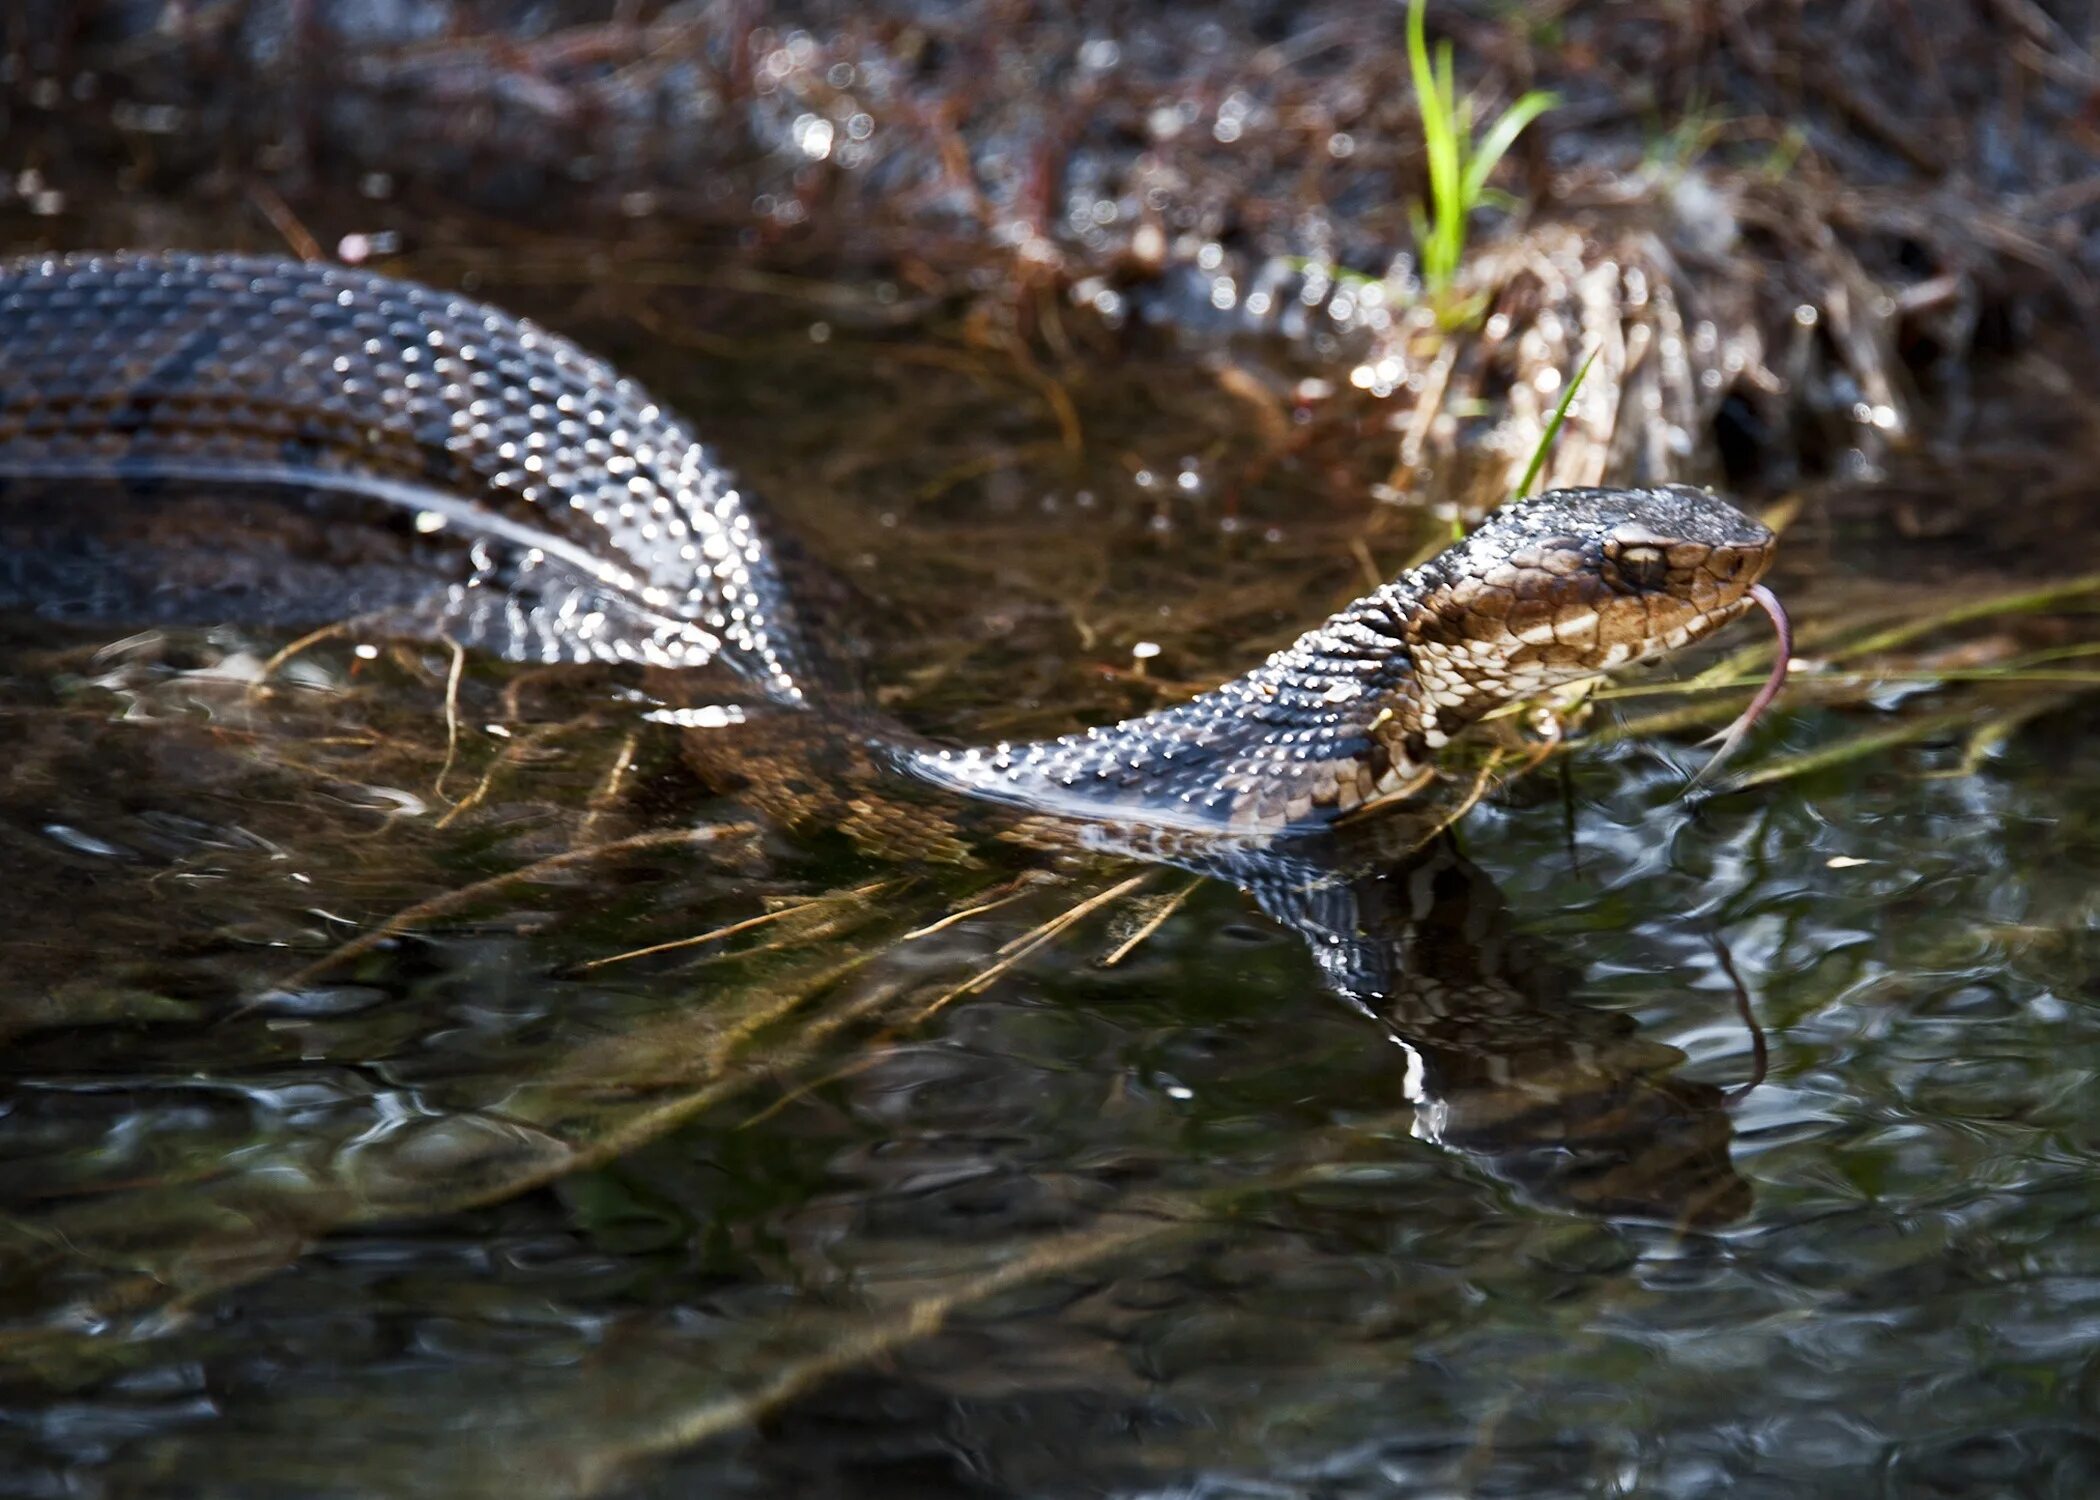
[3,262,2098,1499]
[8,5,2100,1474]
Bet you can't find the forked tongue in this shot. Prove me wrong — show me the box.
[1687,584,1791,790]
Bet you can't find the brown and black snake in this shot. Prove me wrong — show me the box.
[0,251,1785,840]
[0,252,1783,1226]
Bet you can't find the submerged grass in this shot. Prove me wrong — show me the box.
[7,520,2098,1500]
[7,9,2100,1490]
[1590,569,2100,789]
[0,621,1216,1388]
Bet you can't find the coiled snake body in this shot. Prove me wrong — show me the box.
[0,252,1777,833]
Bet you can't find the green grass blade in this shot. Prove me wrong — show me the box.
[1406,0,1433,92]
[1404,0,1552,319]
[1407,0,1441,158]
[1831,572,2100,660]
[1513,345,1598,501]
[1409,0,1460,292]
[1462,90,1557,207]
[1434,44,1461,199]
[1719,710,1976,791]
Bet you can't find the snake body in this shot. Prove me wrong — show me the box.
[0,252,1776,832]
[0,252,1765,1226]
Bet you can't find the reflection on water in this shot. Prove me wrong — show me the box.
[5,315,2100,1499]
[1269,837,1751,1230]
[8,556,2100,1498]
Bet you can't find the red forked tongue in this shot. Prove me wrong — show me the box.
[1689,583,1791,789]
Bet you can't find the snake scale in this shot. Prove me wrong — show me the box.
[0,251,1780,835]
[0,250,1778,1226]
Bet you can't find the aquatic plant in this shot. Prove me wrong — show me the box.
[1511,345,1598,503]
[1406,0,1556,326]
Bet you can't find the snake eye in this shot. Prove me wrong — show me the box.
[1612,543,1670,591]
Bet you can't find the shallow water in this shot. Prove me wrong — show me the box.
[6,259,2100,1500]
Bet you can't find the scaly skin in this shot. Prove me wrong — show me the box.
[0,251,1765,1227]
[0,251,1774,834]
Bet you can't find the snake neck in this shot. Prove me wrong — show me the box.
[907,579,1477,832]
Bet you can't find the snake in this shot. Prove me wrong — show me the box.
[0,251,1778,1230]
[0,251,1786,836]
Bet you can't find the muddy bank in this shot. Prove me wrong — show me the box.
[7,1,2100,520]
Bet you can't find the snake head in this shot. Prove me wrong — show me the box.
[1395,484,1777,746]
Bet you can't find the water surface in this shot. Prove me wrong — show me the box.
[4,242,2100,1500]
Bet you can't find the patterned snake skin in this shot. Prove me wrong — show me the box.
[0,252,1776,832]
